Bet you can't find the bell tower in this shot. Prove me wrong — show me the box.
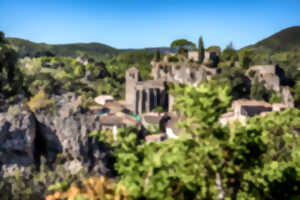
[126,67,140,109]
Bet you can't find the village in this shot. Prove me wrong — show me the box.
[87,49,295,142]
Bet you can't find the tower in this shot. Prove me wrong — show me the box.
[126,67,140,110]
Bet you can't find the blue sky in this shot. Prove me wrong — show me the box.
[0,0,299,49]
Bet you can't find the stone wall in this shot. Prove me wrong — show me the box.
[151,61,217,86]
[246,65,282,92]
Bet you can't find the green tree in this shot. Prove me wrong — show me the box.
[238,49,254,69]
[250,78,271,101]
[293,81,300,108]
[221,42,238,67]
[0,31,24,96]
[198,36,205,64]
[207,46,221,55]
[154,50,161,62]
[213,67,251,99]
[90,82,300,200]
[170,39,196,56]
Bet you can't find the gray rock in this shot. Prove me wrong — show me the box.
[35,93,110,174]
[0,103,36,175]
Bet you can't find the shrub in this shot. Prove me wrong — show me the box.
[175,65,181,70]
[27,90,53,112]
[248,70,256,78]
[269,92,282,103]
[167,56,179,63]
[46,176,129,200]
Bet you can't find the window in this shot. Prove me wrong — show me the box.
[130,73,135,78]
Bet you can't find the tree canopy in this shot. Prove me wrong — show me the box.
[170,39,196,54]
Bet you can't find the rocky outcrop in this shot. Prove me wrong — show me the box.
[0,103,36,177]
[34,93,111,175]
[0,93,112,177]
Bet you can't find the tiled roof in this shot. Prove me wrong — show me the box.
[232,99,271,107]
[127,67,139,72]
[136,80,165,89]
[221,112,234,118]
[99,115,124,125]
[145,133,165,142]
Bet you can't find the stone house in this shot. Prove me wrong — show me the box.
[187,50,219,65]
[220,99,273,125]
[220,99,291,125]
[99,114,137,140]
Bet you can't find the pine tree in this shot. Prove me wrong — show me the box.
[198,36,205,63]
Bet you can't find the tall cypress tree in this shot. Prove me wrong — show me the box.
[154,50,161,61]
[198,36,205,64]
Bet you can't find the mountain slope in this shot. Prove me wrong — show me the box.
[245,26,300,53]
[7,37,119,59]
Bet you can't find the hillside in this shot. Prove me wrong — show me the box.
[7,37,119,59]
[245,26,300,53]
[7,37,174,60]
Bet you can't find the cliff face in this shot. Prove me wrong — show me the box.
[0,93,112,177]
[0,103,36,176]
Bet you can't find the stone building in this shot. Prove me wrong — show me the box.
[151,61,217,86]
[246,65,285,92]
[126,67,169,114]
[219,99,291,125]
[187,50,219,67]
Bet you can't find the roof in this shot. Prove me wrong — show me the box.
[88,105,105,111]
[100,114,137,126]
[232,99,272,107]
[127,67,139,72]
[104,102,125,112]
[145,133,165,142]
[221,112,234,118]
[100,115,124,125]
[136,80,165,89]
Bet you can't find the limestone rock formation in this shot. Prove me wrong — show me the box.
[0,93,112,177]
[0,103,36,177]
[34,93,111,175]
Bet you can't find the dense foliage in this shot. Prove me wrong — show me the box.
[7,37,118,60]
[0,164,89,200]
[171,39,196,55]
[88,83,300,200]
[0,32,24,96]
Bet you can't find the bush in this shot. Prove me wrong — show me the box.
[168,56,179,62]
[0,164,88,200]
[27,90,54,112]
[46,176,129,200]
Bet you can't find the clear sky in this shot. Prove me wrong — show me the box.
[1,0,299,49]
